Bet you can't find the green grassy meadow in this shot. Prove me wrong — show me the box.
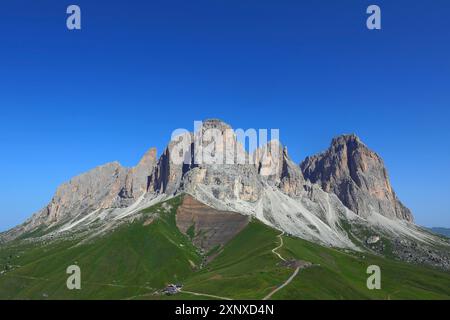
[0,195,449,300]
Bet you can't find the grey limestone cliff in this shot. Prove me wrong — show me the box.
[300,134,413,222]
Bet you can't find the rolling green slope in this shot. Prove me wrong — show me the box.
[181,221,292,299]
[274,236,450,299]
[180,222,450,300]
[0,195,449,300]
[0,196,201,299]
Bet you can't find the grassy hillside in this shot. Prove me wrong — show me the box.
[275,236,450,299]
[0,196,201,299]
[0,195,449,300]
[181,221,292,299]
[178,221,450,300]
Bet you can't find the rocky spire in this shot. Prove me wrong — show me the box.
[122,147,158,198]
[300,134,413,222]
[254,140,305,197]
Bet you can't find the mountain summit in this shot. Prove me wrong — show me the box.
[301,134,413,222]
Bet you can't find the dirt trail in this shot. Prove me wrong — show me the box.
[263,266,300,300]
[272,232,286,262]
[263,232,300,300]
[180,290,232,300]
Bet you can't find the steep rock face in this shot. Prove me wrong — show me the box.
[148,119,239,195]
[300,134,413,222]
[150,119,261,202]
[122,148,157,199]
[44,162,129,217]
[254,140,305,197]
[149,132,197,195]
[180,119,262,202]
[4,149,159,240]
[5,162,129,238]
[183,164,263,203]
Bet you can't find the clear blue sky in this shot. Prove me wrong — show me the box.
[1,0,449,231]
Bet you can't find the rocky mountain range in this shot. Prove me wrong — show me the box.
[1,119,449,269]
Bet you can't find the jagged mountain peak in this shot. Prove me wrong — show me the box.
[301,134,413,222]
[123,146,158,199]
[61,161,124,188]
[253,140,304,196]
[331,133,362,145]
[328,134,380,161]
[136,147,157,167]
[200,118,233,132]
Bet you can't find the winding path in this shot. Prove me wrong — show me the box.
[271,232,287,262]
[263,232,301,300]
